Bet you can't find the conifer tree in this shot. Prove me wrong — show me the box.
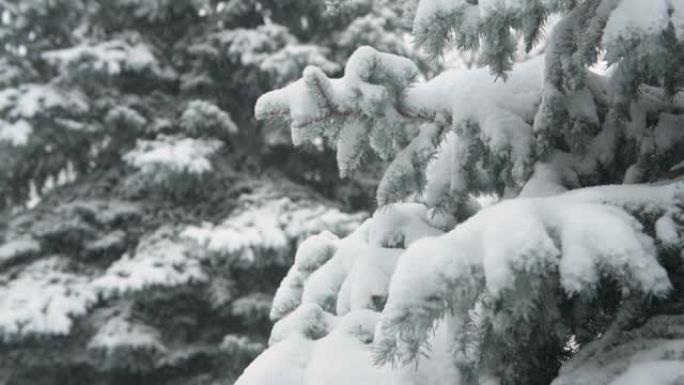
[0,1,419,384]
[241,1,684,385]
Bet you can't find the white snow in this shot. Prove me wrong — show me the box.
[88,312,166,354]
[0,257,97,337]
[0,84,88,119]
[0,237,40,265]
[182,196,365,263]
[241,308,461,385]
[336,246,402,314]
[655,215,680,248]
[270,303,336,344]
[124,135,223,175]
[235,335,315,385]
[301,223,371,311]
[93,229,206,297]
[180,100,238,135]
[271,232,340,320]
[257,48,544,204]
[43,37,161,76]
[373,183,675,364]
[603,0,670,47]
[369,203,444,247]
[0,119,32,146]
[237,177,683,385]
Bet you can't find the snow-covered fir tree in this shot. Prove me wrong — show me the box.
[0,1,423,384]
[239,1,684,385]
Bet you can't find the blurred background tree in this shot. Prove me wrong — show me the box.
[0,0,431,384]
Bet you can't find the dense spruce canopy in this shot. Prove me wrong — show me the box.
[241,1,684,385]
[0,1,425,384]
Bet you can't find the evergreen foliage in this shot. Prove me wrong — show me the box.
[0,0,422,384]
[244,1,684,385]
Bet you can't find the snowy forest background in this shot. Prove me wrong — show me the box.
[0,0,393,383]
[2,1,684,385]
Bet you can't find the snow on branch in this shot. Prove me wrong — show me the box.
[180,100,238,137]
[236,203,469,385]
[255,46,418,127]
[124,135,223,175]
[270,232,340,320]
[0,83,88,120]
[256,46,544,208]
[42,35,170,78]
[93,228,207,298]
[0,83,89,148]
[373,182,681,372]
[0,257,97,338]
[236,182,683,385]
[181,189,366,265]
[88,307,166,355]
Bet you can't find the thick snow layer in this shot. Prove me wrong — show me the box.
[124,135,223,175]
[275,203,443,318]
[301,224,371,311]
[235,335,315,385]
[237,180,682,385]
[369,203,444,247]
[271,232,340,320]
[240,202,471,385]
[603,0,670,46]
[407,54,542,146]
[255,46,418,128]
[270,303,337,345]
[0,257,97,337]
[374,183,679,365]
[257,47,544,206]
[302,311,384,385]
[336,246,402,314]
[241,309,460,385]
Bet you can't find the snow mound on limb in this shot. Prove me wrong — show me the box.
[270,303,337,345]
[301,222,372,312]
[375,182,680,370]
[237,182,682,385]
[234,334,315,385]
[240,309,459,385]
[299,203,443,315]
[256,46,544,209]
[237,202,461,385]
[271,232,340,320]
